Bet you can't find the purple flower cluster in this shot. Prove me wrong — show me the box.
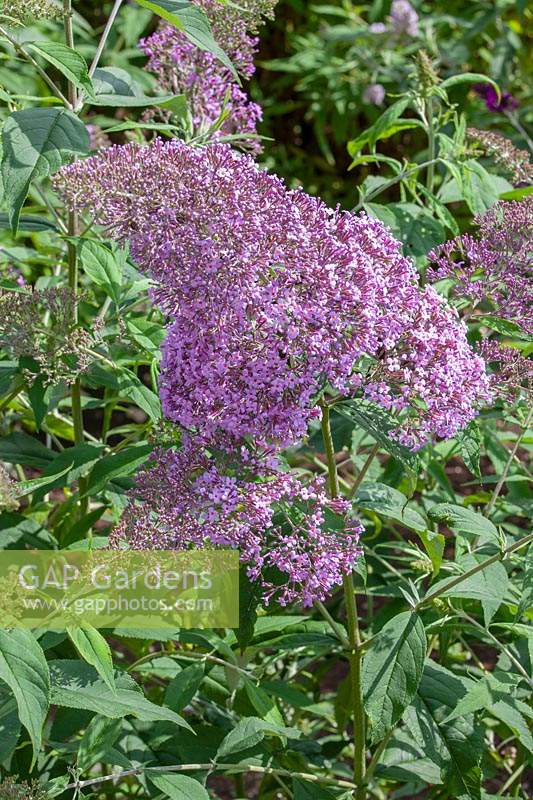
[140,0,276,151]
[474,83,518,114]
[477,340,533,397]
[368,1,419,38]
[110,441,362,606]
[57,139,490,450]
[430,198,533,334]
[56,139,491,604]
[389,0,419,37]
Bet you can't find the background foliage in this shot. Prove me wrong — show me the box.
[0,1,531,799]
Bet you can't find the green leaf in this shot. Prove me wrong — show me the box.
[366,201,446,258]
[0,684,21,763]
[134,0,236,78]
[440,73,500,98]
[0,630,50,764]
[165,663,204,713]
[85,442,153,496]
[49,660,192,730]
[429,555,509,625]
[31,442,105,504]
[443,677,533,752]
[517,544,533,618]
[428,503,499,544]
[458,422,482,479]
[404,662,483,798]
[28,41,94,97]
[378,729,442,785]
[1,107,89,233]
[27,374,49,430]
[88,66,180,107]
[362,611,426,744]
[235,567,261,653]
[0,212,57,231]
[77,715,122,772]
[418,529,445,575]
[0,430,54,468]
[148,773,209,800]
[499,185,533,201]
[126,317,166,354]
[15,462,73,498]
[67,625,116,693]
[216,716,300,759]
[348,98,410,155]
[475,315,532,340]
[355,482,427,532]
[78,239,123,303]
[334,400,418,470]
[293,780,338,799]
[244,678,284,726]
[117,369,161,421]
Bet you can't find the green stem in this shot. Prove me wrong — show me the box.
[63,0,76,107]
[88,0,124,78]
[425,97,436,192]
[65,763,358,792]
[349,443,380,499]
[320,401,366,799]
[484,405,533,518]
[353,158,441,212]
[63,1,88,519]
[415,531,533,611]
[0,24,70,106]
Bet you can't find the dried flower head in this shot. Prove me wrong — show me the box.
[467,128,533,185]
[476,340,533,398]
[0,288,97,385]
[56,139,491,450]
[429,198,533,334]
[0,465,19,512]
[87,123,111,152]
[0,777,49,800]
[0,0,62,22]
[110,441,363,607]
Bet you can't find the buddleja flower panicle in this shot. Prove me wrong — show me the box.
[1,0,61,23]
[0,777,49,800]
[56,139,491,451]
[0,287,98,385]
[467,128,533,185]
[0,465,19,512]
[110,440,362,607]
[429,198,533,334]
[140,0,276,151]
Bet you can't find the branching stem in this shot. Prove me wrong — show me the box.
[320,401,367,799]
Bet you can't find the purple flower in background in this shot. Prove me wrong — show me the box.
[389,0,419,37]
[429,198,533,334]
[56,139,491,451]
[474,83,518,113]
[363,83,386,105]
[110,441,363,607]
[369,22,387,34]
[140,0,276,151]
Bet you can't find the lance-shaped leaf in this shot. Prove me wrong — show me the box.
[403,661,483,799]
[0,629,50,764]
[28,41,94,97]
[1,107,89,233]
[134,0,236,78]
[362,611,426,743]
